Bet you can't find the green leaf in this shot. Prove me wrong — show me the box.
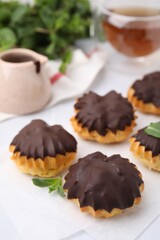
[11,5,28,23]
[144,122,160,138]
[20,36,36,49]
[46,42,55,56]
[40,6,54,29]
[0,28,17,51]
[32,177,65,197]
[32,178,56,187]
[59,62,67,74]
[54,12,69,31]
[62,48,73,62]
[57,186,65,197]
[0,7,11,23]
[59,49,72,73]
[49,184,57,193]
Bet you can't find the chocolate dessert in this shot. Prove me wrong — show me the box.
[132,128,160,157]
[128,72,160,115]
[11,119,77,159]
[132,72,160,107]
[75,91,134,135]
[71,91,135,143]
[10,120,77,177]
[64,152,144,217]
[130,124,160,172]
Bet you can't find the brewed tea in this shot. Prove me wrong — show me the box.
[103,7,160,57]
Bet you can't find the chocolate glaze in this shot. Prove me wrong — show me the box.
[74,91,134,135]
[11,120,77,159]
[132,126,160,156]
[132,72,160,107]
[34,61,41,73]
[64,152,143,212]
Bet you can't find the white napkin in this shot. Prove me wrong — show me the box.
[0,48,108,122]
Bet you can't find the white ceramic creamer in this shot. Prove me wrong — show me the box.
[0,48,51,114]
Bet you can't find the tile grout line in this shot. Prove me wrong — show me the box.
[61,229,96,240]
[135,214,160,240]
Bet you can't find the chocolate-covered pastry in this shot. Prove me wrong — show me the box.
[130,125,160,171]
[71,91,136,143]
[64,152,144,218]
[10,120,77,177]
[128,72,160,115]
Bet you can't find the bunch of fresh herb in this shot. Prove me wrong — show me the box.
[0,0,92,71]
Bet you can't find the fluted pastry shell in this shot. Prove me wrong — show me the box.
[71,116,136,143]
[10,145,76,177]
[130,137,160,172]
[72,91,136,143]
[65,183,144,218]
[64,152,144,218]
[128,88,160,115]
[9,120,77,177]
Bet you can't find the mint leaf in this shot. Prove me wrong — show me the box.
[40,6,54,29]
[59,49,72,73]
[57,186,65,197]
[11,5,28,23]
[49,184,57,193]
[59,62,67,74]
[144,122,160,138]
[0,7,11,22]
[32,178,55,187]
[32,177,65,197]
[0,28,16,51]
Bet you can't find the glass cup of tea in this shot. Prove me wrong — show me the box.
[102,0,160,74]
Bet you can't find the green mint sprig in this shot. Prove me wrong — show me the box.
[32,177,65,197]
[144,122,160,138]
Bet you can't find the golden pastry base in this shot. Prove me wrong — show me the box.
[128,88,160,115]
[130,137,160,172]
[71,116,136,143]
[65,183,144,218]
[9,145,76,177]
